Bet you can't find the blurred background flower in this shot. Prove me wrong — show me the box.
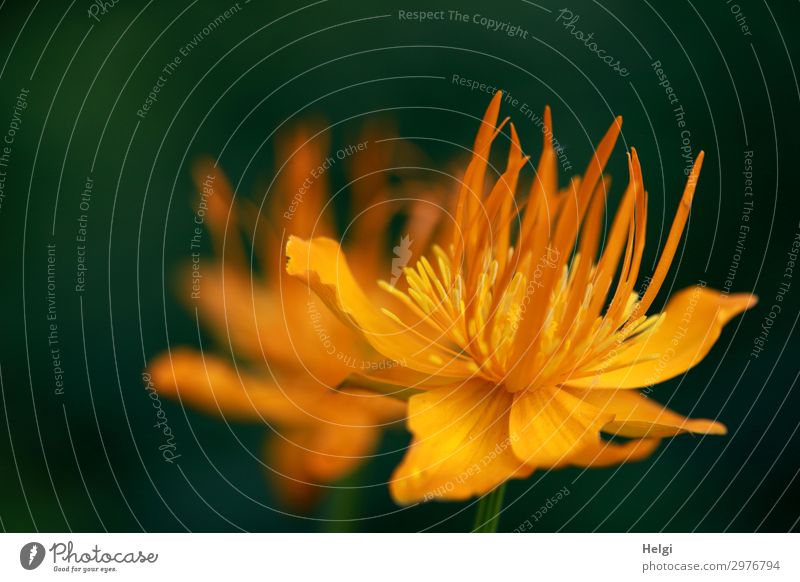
[149,123,446,511]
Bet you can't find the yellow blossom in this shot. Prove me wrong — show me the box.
[286,93,757,504]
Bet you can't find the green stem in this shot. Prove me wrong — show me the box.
[472,483,507,533]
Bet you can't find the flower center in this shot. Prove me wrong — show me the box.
[380,242,663,391]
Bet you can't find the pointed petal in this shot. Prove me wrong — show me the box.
[390,382,531,504]
[564,286,756,389]
[191,158,246,267]
[629,152,704,320]
[274,124,335,238]
[566,388,727,437]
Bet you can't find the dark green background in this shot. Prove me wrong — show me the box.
[0,0,797,532]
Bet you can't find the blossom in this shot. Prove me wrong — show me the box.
[286,93,757,504]
[149,124,440,509]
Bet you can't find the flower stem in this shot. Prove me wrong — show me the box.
[472,483,507,533]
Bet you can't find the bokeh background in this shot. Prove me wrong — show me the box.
[0,0,798,532]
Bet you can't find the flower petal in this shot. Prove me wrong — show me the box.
[148,348,305,423]
[389,382,531,504]
[189,265,281,363]
[267,418,381,486]
[509,387,613,467]
[564,286,756,389]
[286,235,477,378]
[566,388,727,437]
[264,432,325,511]
[301,422,381,481]
[150,348,405,425]
[273,124,336,239]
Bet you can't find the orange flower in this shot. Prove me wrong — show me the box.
[149,124,441,509]
[286,93,757,505]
